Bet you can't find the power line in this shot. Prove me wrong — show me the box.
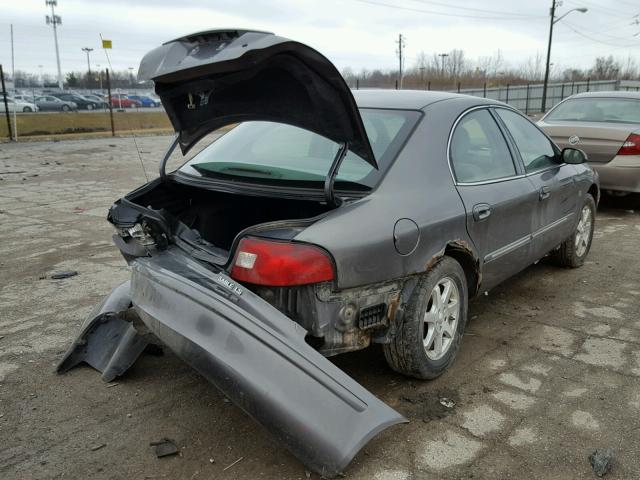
[562,19,640,42]
[565,0,632,20]
[560,19,640,47]
[352,0,546,20]
[407,0,540,17]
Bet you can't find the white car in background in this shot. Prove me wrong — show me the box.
[0,97,39,113]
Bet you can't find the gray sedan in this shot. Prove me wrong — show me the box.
[58,29,599,477]
[35,95,77,112]
[539,91,640,194]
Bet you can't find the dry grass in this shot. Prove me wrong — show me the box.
[0,110,172,139]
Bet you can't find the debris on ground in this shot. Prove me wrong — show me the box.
[400,389,459,421]
[589,448,613,477]
[150,438,180,458]
[50,271,78,280]
[90,443,106,452]
[222,456,244,471]
[439,397,455,409]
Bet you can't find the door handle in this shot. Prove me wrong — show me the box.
[472,203,492,221]
[539,185,551,200]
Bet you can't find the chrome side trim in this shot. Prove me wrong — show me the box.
[484,234,531,264]
[484,212,574,263]
[531,212,574,239]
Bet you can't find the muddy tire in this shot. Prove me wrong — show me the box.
[383,256,468,380]
[555,194,596,268]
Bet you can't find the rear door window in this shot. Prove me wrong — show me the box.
[495,108,557,173]
[450,109,517,183]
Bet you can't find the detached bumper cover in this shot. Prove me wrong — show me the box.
[57,249,405,477]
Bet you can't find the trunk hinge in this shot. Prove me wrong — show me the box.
[159,134,180,182]
[324,142,349,208]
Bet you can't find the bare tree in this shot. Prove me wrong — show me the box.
[590,56,621,80]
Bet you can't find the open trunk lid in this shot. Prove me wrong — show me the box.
[138,29,376,167]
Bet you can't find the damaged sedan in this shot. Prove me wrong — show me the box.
[58,29,599,477]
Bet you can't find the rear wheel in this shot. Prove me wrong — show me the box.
[62,105,70,112]
[383,257,468,379]
[87,104,94,110]
[555,194,595,268]
[23,107,32,112]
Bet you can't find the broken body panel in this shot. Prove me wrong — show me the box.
[59,248,405,477]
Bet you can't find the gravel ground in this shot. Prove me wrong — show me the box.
[1,136,639,480]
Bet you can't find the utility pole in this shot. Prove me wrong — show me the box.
[10,25,15,84]
[396,34,405,89]
[82,47,93,78]
[438,53,449,78]
[541,0,557,113]
[541,1,588,112]
[45,0,63,90]
[1,65,13,141]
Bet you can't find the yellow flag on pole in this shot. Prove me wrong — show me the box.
[102,39,112,49]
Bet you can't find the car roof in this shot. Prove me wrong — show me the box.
[569,90,640,100]
[352,89,494,110]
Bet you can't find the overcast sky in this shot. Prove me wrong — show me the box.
[1,0,639,78]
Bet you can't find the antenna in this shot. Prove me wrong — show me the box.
[99,33,148,182]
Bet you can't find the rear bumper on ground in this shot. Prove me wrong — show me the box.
[591,156,640,193]
[57,248,405,477]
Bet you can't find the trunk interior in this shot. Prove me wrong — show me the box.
[129,180,331,255]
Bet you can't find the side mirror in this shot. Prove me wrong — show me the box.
[561,147,588,164]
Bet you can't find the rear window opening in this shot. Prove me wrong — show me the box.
[546,97,640,124]
[178,108,421,189]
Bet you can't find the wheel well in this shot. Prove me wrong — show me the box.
[443,244,479,297]
[588,183,599,205]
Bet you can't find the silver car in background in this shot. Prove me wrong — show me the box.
[539,91,640,194]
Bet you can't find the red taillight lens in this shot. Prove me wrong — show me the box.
[617,133,640,155]
[230,237,334,286]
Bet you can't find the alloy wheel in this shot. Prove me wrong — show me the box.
[423,277,460,360]
[575,205,592,257]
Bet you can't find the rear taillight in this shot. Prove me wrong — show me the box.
[230,237,334,286]
[617,133,640,155]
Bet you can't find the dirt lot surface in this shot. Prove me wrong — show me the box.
[1,136,639,480]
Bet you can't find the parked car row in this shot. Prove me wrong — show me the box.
[0,96,39,113]
[5,90,163,112]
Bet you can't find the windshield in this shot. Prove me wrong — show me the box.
[179,108,420,189]
[546,97,640,124]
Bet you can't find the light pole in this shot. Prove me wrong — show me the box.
[438,53,449,78]
[81,47,93,76]
[128,67,134,87]
[45,0,63,90]
[96,64,102,90]
[541,1,587,112]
